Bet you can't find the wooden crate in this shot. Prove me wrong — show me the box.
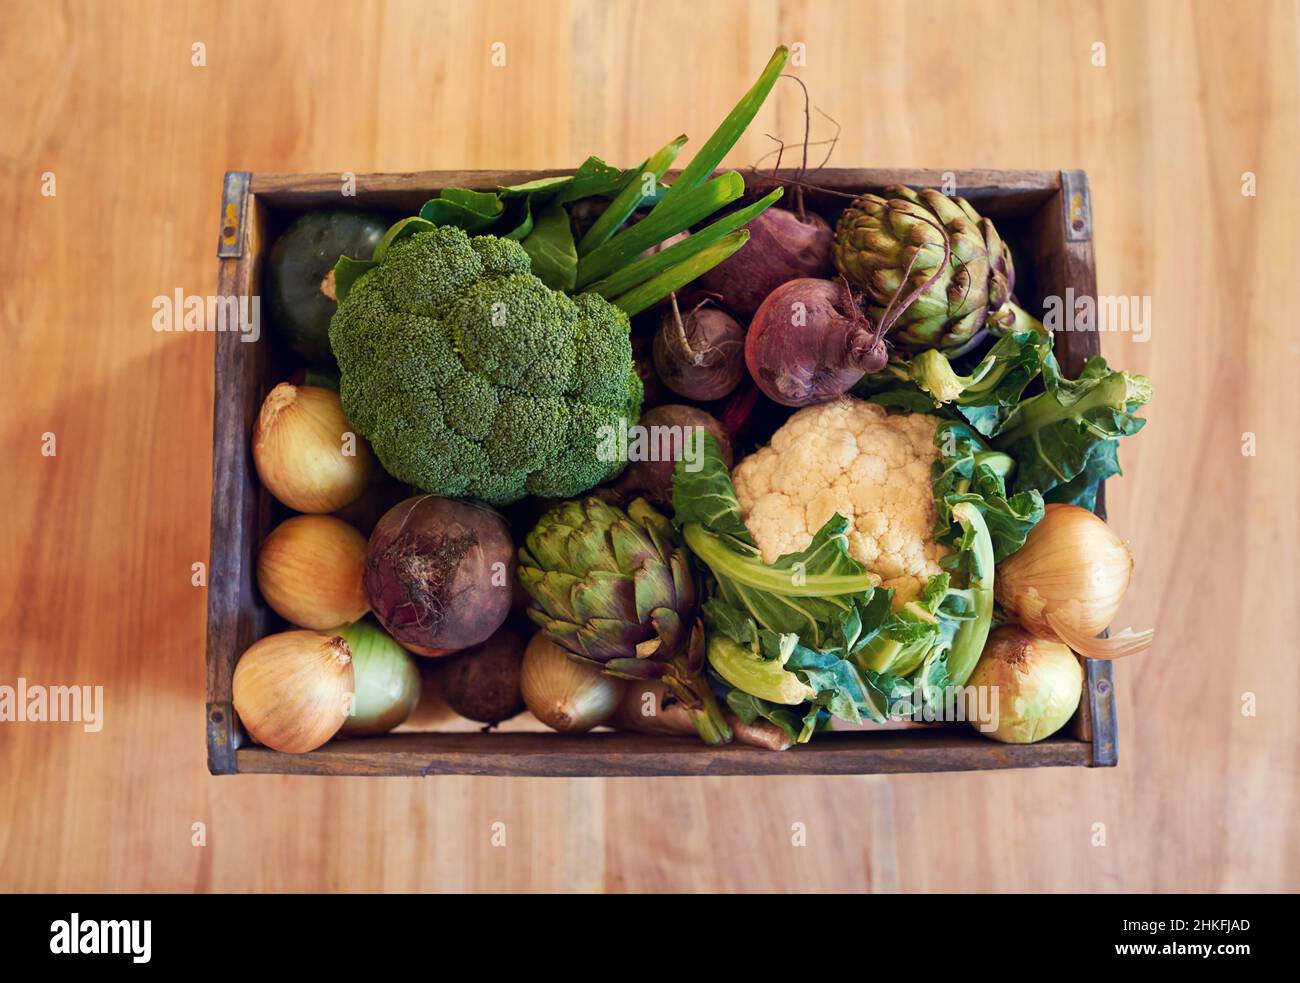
[206,168,1117,777]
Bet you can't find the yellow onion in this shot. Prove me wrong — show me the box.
[257,514,369,629]
[232,630,354,753]
[996,503,1152,659]
[252,382,377,513]
[521,634,625,733]
[967,626,1083,744]
[334,619,420,736]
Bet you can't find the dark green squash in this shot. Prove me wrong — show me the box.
[267,210,389,364]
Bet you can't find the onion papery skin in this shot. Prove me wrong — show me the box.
[257,514,370,629]
[610,679,697,736]
[232,630,354,753]
[967,626,1083,744]
[521,634,625,733]
[995,503,1135,641]
[252,383,378,513]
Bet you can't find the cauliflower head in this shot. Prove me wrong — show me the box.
[329,226,642,505]
[731,398,947,603]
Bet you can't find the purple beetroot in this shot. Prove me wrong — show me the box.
[745,277,887,407]
[698,207,832,319]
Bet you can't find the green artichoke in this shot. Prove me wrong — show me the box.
[518,496,731,744]
[832,186,1043,353]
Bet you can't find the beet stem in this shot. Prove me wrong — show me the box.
[785,72,812,221]
[814,107,842,170]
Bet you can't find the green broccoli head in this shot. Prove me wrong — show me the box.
[329,226,642,505]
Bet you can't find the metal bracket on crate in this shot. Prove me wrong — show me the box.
[217,171,251,259]
[1086,661,1118,766]
[1061,170,1092,242]
[206,701,239,775]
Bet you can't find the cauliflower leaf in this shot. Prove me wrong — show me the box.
[677,432,993,737]
[676,434,881,649]
[855,332,1150,516]
[991,354,1150,510]
[932,420,1045,562]
[676,413,1002,736]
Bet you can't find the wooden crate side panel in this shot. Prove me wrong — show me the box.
[205,179,269,775]
[235,730,1091,777]
[248,168,1061,216]
[248,167,1063,194]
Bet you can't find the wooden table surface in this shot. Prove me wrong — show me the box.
[2,0,1296,893]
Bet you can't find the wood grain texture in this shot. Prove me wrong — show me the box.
[1,0,1296,892]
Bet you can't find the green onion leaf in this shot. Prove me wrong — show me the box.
[577,135,687,257]
[587,187,783,299]
[609,230,750,317]
[650,45,788,211]
[576,171,744,288]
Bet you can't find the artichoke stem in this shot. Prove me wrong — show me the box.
[665,656,733,746]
